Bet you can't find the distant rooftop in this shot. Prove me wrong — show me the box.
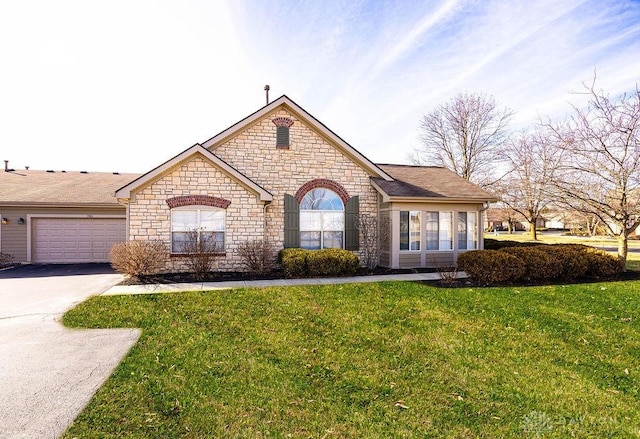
[0,169,141,205]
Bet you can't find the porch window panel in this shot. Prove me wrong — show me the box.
[426,212,439,250]
[467,212,478,250]
[439,212,453,250]
[400,211,409,251]
[458,212,468,250]
[410,211,421,251]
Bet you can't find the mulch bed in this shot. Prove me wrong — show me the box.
[119,266,439,286]
[120,267,640,288]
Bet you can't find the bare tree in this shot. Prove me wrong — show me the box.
[547,77,640,268]
[357,214,390,271]
[499,130,562,240]
[180,228,222,278]
[409,92,514,187]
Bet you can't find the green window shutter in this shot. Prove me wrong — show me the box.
[345,196,359,251]
[276,126,289,147]
[284,193,300,248]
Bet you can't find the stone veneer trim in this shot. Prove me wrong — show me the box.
[295,179,351,204]
[166,195,231,209]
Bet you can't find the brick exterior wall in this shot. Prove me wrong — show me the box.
[211,108,379,256]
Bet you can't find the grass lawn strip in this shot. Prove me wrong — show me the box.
[62,281,640,438]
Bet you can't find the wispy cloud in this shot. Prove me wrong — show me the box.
[0,0,639,172]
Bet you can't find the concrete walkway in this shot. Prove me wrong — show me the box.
[103,271,462,296]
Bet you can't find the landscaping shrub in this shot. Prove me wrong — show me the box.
[457,250,525,285]
[237,240,275,274]
[541,244,590,280]
[306,248,360,277]
[279,248,310,278]
[580,247,623,278]
[500,247,562,281]
[110,240,168,278]
[0,252,14,267]
[280,248,360,278]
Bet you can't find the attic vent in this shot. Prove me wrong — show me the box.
[80,171,88,174]
[273,117,293,149]
[113,172,120,175]
[46,170,54,173]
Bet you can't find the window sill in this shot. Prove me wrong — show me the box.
[276,145,290,149]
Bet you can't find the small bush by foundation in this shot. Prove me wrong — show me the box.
[280,248,360,278]
[110,240,168,279]
[237,240,275,274]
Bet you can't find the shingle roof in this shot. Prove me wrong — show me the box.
[372,164,496,201]
[0,170,141,205]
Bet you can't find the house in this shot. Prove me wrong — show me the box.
[1,96,496,269]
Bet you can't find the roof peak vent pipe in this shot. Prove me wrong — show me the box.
[4,160,7,172]
[264,84,270,105]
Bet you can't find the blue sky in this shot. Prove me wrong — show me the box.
[1,0,639,173]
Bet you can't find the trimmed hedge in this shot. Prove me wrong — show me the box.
[459,243,622,285]
[457,250,526,285]
[499,247,561,281]
[280,248,360,278]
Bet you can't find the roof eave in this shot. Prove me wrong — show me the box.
[386,196,499,204]
[0,201,124,208]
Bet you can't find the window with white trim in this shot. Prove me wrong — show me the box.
[171,207,225,253]
[300,188,344,249]
[425,212,439,250]
[439,212,453,250]
[458,211,478,250]
[400,211,421,251]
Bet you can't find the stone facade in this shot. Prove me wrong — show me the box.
[128,155,265,271]
[125,108,380,271]
[211,108,379,254]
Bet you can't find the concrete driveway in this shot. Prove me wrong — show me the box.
[0,264,141,439]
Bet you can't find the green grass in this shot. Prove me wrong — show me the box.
[62,282,640,438]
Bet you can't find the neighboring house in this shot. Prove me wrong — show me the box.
[1,96,496,269]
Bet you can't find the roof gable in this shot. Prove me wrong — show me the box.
[115,144,272,202]
[201,95,393,181]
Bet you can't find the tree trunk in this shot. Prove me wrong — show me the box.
[617,234,628,272]
[530,221,537,240]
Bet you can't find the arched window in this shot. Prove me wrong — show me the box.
[299,188,344,249]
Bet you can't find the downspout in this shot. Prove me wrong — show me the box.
[263,201,272,243]
[479,201,491,250]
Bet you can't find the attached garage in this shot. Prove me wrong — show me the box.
[1,169,139,264]
[32,217,126,263]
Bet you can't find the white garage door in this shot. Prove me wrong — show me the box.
[33,218,126,263]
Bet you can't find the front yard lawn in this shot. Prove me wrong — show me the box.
[63,281,640,438]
